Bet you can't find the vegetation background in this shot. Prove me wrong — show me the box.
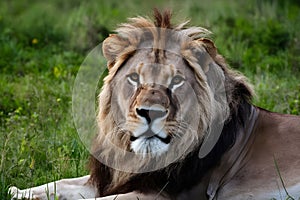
[0,0,299,199]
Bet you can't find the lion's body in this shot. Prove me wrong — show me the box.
[178,108,300,200]
[216,109,300,199]
[10,10,300,200]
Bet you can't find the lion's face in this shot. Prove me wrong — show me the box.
[98,24,229,163]
[109,49,204,156]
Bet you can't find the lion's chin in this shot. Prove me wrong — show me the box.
[130,137,169,157]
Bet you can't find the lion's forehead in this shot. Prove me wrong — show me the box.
[139,64,173,85]
[129,51,188,86]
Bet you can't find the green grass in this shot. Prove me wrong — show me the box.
[0,0,299,199]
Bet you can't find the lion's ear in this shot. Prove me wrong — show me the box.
[198,38,228,72]
[198,38,217,59]
[102,34,130,70]
[188,38,219,72]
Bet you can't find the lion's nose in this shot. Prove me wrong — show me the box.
[136,108,168,124]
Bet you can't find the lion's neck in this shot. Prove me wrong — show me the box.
[206,105,259,199]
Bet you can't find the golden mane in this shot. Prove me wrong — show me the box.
[102,9,210,72]
[90,10,254,197]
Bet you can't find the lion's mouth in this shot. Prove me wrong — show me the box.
[130,130,171,144]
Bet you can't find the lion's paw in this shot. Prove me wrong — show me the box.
[8,186,18,195]
[8,186,39,200]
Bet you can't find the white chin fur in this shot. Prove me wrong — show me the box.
[131,137,169,156]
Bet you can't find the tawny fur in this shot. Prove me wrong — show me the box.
[89,10,254,197]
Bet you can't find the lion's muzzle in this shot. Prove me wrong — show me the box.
[129,84,173,155]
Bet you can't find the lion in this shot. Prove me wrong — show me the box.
[10,10,300,200]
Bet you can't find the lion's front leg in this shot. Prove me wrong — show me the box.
[9,175,96,200]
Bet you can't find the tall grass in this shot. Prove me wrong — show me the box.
[0,0,299,199]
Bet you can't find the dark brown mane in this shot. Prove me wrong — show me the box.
[89,10,254,198]
[153,8,172,28]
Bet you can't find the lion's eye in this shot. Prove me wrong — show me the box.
[127,72,140,85]
[170,75,185,88]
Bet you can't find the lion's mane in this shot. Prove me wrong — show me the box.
[89,10,253,198]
